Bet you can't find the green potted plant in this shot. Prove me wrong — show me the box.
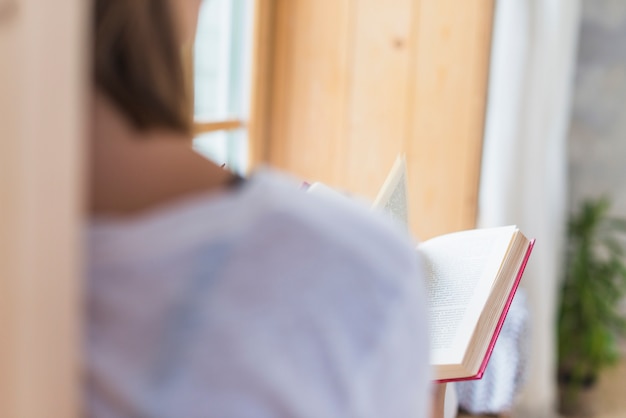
[557,197,626,415]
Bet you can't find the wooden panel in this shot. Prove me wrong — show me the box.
[268,0,354,185]
[264,0,494,239]
[406,1,494,239]
[248,0,274,167]
[0,0,84,416]
[343,0,416,206]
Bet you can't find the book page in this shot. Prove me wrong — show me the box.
[372,156,409,229]
[419,226,516,365]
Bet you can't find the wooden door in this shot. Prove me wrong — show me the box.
[253,0,494,239]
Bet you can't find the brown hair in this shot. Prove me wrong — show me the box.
[94,0,192,134]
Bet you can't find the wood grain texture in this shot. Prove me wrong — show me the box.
[268,0,354,185]
[343,0,416,219]
[406,0,494,238]
[262,0,495,238]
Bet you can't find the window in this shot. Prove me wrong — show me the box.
[193,0,254,174]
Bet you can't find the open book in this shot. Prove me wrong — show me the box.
[307,157,534,382]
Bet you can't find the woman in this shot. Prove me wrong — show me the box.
[87,1,433,416]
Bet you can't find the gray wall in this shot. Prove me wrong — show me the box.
[569,0,626,215]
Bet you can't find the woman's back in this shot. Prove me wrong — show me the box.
[86,170,430,417]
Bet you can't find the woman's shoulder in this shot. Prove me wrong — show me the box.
[88,168,418,273]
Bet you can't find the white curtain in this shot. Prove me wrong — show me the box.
[478,0,581,416]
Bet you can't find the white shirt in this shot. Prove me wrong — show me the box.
[86,169,431,418]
